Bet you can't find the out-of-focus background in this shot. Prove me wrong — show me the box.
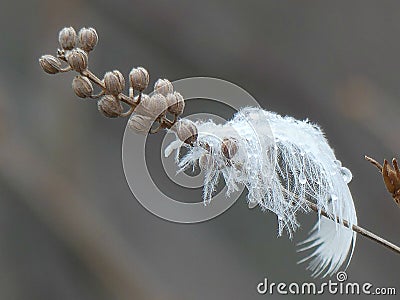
[1,0,399,299]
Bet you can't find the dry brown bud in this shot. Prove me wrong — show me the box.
[39,55,62,74]
[97,95,123,118]
[135,93,167,118]
[221,138,238,159]
[127,114,153,134]
[78,27,98,52]
[104,70,125,95]
[59,27,76,50]
[154,79,173,96]
[166,91,185,115]
[129,67,149,91]
[66,48,88,72]
[174,119,198,145]
[72,75,93,98]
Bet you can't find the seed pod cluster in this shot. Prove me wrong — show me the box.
[40,26,189,138]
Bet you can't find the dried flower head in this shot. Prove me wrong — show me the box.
[97,95,123,118]
[174,119,198,145]
[104,70,125,95]
[72,75,93,98]
[221,137,238,159]
[154,79,173,96]
[129,67,149,91]
[66,48,88,72]
[59,27,76,50]
[78,27,98,52]
[128,114,153,134]
[39,55,62,74]
[166,92,185,115]
[365,156,400,206]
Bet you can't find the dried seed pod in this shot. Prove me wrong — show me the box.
[59,27,76,50]
[135,93,167,118]
[72,75,93,98]
[129,67,149,91]
[39,55,62,74]
[128,114,153,134]
[104,70,125,95]
[166,91,185,115]
[66,48,88,72]
[221,137,238,159]
[199,154,211,170]
[154,79,173,96]
[97,95,123,118]
[174,119,198,145]
[78,27,98,52]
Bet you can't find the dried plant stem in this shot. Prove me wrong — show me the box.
[305,199,400,255]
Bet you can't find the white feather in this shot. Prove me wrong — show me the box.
[165,107,357,277]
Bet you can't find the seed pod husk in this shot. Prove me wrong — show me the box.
[78,27,98,52]
[72,75,93,98]
[59,27,76,50]
[174,119,198,145]
[128,114,153,134]
[39,55,62,74]
[104,70,125,95]
[221,137,238,159]
[97,95,123,118]
[129,67,149,91]
[166,91,185,115]
[66,48,88,72]
[154,78,173,96]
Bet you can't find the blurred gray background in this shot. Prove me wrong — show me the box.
[0,0,399,299]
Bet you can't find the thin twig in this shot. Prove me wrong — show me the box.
[305,199,400,255]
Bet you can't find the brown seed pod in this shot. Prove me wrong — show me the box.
[66,48,88,72]
[129,67,149,91]
[221,137,238,159]
[174,119,198,145]
[78,27,98,52]
[39,55,62,74]
[58,27,76,50]
[127,114,153,134]
[97,95,123,118]
[154,78,173,96]
[134,93,167,118]
[104,70,125,95]
[72,75,93,98]
[166,91,185,115]
[199,154,211,170]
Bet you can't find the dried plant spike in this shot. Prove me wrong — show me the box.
[78,27,98,52]
[365,155,400,207]
[72,75,93,98]
[129,67,149,91]
[97,95,123,118]
[167,92,185,115]
[174,119,198,145]
[128,114,153,134]
[66,48,88,73]
[221,137,238,159]
[154,79,173,96]
[39,55,62,74]
[59,27,76,50]
[104,70,125,96]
